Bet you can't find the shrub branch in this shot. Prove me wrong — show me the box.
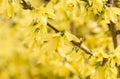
[108,21,120,49]
[20,0,34,10]
[47,23,93,56]
[20,0,93,56]
[107,0,120,49]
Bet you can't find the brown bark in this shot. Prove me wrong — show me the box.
[47,23,93,56]
[108,21,119,49]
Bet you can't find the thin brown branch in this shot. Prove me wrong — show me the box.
[107,1,120,49]
[47,23,59,33]
[71,21,77,36]
[47,23,93,56]
[20,0,93,56]
[71,40,93,56]
[70,21,81,38]
[116,30,120,34]
[108,21,119,49]
[21,0,27,5]
[20,0,34,10]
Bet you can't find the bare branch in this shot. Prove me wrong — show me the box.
[107,0,120,49]
[47,23,59,33]
[47,23,93,56]
[19,0,93,56]
[108,21,119,49]
[116,30,120,34]
[20,0,34,10]
[71,40,93,56]
[71,21,77,36]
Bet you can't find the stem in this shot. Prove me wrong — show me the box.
[108,21,119,49]
[47,23,59,33]
[21,0,27,5]
[20,1,93,56]
[107,0,120,49]
[116,30,120,34]
[47,23,93,56]
[20,0,34,10]
[71,21,77,36]
[71,40,93,56]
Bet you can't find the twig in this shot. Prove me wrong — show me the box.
[71,40,93,55]
[21,0,27,5]
[108,21,119,49]
[70,21,81,38]
[116,30,120,34]
[47,23,59,33]
[19,1,93,56]
[47,23,93,56]
[20,0,34,10]
[71,21,77,36]
[107,0,120,49]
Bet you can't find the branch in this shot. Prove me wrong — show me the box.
[47,23,93,56]
[19,1,93,56]
[20,0,34,10]
[70,21,81,38]
[71,21,76,35]
[107,1,120,49]
[108,21,119,49]
[71,40,93,56]
[47,23,59,33]
[116,30,120,34]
